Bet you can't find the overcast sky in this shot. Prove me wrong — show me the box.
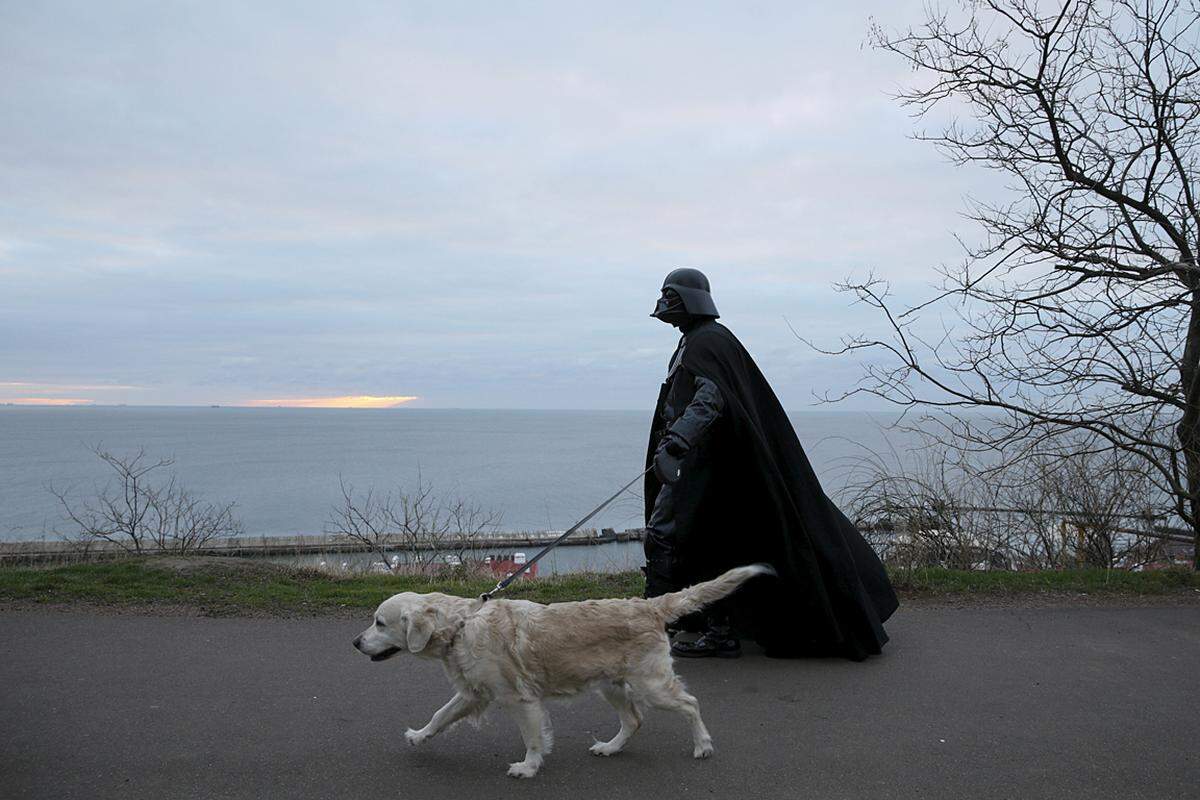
[1,1,993,409]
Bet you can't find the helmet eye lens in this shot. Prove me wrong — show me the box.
[658,289,682,308]
[653,288,688,320]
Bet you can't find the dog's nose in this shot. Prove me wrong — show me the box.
[352,635,362,650]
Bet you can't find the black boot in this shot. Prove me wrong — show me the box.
[671,619,741,659]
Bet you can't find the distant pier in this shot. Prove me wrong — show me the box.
[0,528,647,565]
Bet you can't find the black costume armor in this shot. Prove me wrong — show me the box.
[644,272,724,601]
[644,269,898,660]
[644,340,726,597]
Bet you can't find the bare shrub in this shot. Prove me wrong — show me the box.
[1005,444,1168,570]
[50,445,243,554]
[841,437,1013,571]
[326,475,501,573]
[843,430,1172,571]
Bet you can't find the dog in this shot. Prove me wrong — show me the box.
[352,563,772,778]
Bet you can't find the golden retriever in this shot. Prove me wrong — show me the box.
[352,563,771,778]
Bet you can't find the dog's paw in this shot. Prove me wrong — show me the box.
[589,740,622,757]
[405,728,428,747]
[693,742,714,759]
[506,761,540,779]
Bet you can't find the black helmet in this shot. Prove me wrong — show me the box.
[651,268,719,320]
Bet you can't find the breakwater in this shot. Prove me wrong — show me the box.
[0,527,646,565]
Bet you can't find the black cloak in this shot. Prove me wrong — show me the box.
[644,321,899,660]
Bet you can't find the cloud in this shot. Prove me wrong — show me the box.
[0,0,988,409]
[0,381,140,391]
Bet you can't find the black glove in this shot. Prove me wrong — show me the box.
[653,433,688,485]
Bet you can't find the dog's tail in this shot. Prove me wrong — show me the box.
[650,564,775,623]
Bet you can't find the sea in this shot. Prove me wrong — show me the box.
[0,407,926,572]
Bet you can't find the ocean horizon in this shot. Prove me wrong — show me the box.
[1,406,926,543]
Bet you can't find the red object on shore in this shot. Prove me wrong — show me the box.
[485,553,537,580]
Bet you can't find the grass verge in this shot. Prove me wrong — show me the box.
[0,558,1197,614]
[890,565,1200,596]
[0,558,646,614]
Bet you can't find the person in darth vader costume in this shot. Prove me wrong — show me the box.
[644,268,898,661]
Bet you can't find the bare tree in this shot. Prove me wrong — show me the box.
[50,445,243,553]
[327,480,396,571]
[326,475,501,573]
[444,496,503,565]
[816,1,1200,567]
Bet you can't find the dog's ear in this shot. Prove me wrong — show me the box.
[405,607,436,653]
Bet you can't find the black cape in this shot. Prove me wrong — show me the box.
[645,321,898,660]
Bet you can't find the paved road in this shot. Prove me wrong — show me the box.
[2,604,1197,799]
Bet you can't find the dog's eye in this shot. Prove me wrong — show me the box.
[374,617,384,628]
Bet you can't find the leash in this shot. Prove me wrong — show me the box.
[481,466,653,601]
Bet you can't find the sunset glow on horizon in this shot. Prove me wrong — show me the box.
[245,395,419,409]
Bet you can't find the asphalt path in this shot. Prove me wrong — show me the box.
[2,604,1197,799]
